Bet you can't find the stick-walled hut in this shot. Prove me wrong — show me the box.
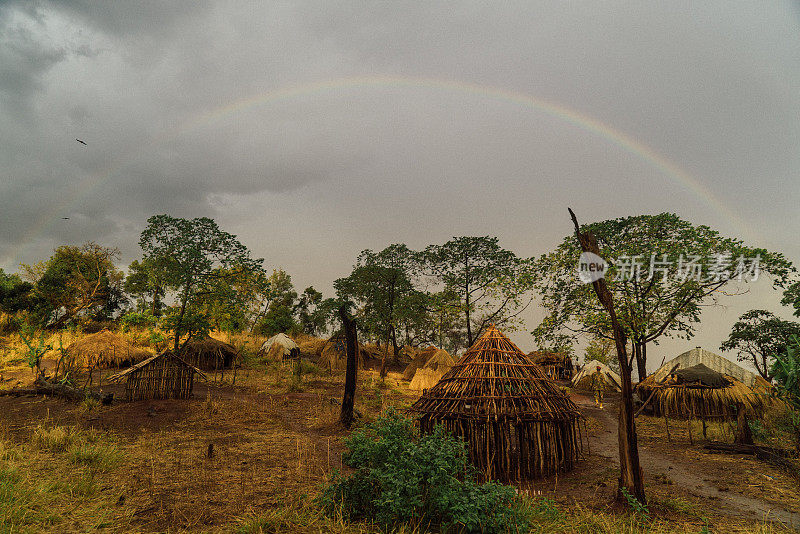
[528,350,574,381]
[411,325,583,482]
[107,351,206,401]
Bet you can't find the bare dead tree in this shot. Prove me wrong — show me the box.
[339,305,358,429]
[569,208,646,505]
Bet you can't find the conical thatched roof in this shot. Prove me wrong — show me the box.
[66,330,153,369]
[180,336,237,370]
[637,363,765,419]
[318,331,366,371]
[409,348,455,391]
[402,346,438,380]
[572,360,622,392]
[411,326,583,481]
[258,333,299,361]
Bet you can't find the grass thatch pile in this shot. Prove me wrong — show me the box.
[318,332,366,371]
[528,350,574,381]
[297,337,327,358]
[65,330,153,369]
[402,346,438,380]
[258,333,299,361]
[411,325,583,482]
[180,336,238,370]
[637,363,765,420]
[409,349,455,391]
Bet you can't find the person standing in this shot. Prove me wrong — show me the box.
[590,365,606,409]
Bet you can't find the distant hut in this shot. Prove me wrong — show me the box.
[409,349,456,391]
[180,336,238,370]
[528,351,574,381]
[411,325,583,482]
[572,360,622,392]
[66,330,153,369]
[402,346,438,381]
[319,331,366,371]
[107,351,206,401]
[636,363,765,421]
[298,337,327,358]
[258,333,300,361]
[649,347,770,390]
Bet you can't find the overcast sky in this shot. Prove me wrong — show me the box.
[2,2,799,368]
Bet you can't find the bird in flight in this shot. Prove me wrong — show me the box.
[61,217,70,220]
[76,139,87,146]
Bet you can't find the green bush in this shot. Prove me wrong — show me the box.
[119,311,158,332]
[318,409,528,533]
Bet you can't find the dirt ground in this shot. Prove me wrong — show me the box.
[0,365,798,532]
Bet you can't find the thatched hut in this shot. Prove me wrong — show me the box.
[180,337,237,370]
[298,337,327,358]
[411,325,583,482]
[528,351,574,381]
[409,349,455,391]
[258,333,300,361]
[402,346,438,380]
[66,330,153,369]
[107,351,205,401]
[649,347,770,390]
[636,363,764,420]
[572,360,622,392]
[319,332,366,371]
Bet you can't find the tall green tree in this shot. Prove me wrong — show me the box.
[534,213,794,381]
[720,309,800,381]
[335,244,422,358]
[138,214,263,350]
[123,257,174,316]
[423,236,535,347]
[21,242,123,328]
[295,286,330,336]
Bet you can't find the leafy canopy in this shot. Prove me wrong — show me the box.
[721,309,800,380]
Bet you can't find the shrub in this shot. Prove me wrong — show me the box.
[119,311,158,332]
[318,409,528,533]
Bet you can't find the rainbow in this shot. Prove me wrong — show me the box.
[3,75,753,266]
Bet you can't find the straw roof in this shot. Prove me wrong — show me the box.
[180,336,238,370]
[411,325,583,481]
[409,349,455,391]
[318,332,366,371]
[258,333,299,361]
[650,347,767,389]
[66,330,153,369]
[572,360,622,392]
[637,363,765,419]
[402,346,438,380]
[298,337,327,357]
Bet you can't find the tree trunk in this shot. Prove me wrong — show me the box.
[174,298,188,352]
[635,341,648,383]
[736,409,754,445]
[339,305,358,429]
[569,208,646,505]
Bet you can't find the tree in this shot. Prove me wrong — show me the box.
[335,244,423,359]
[21,242,123,328]
[569,208,646,505]
[123,257,173,316]
[584,336,618,372]
[255,269,299,336]
[295,286,329,336]
[339,305,358,429]
[138,215,263,350]
[0,269,34,330]
[423,237,535,347]
[534,213,794,381]
[720,310,800,381]
[770,336,800,452]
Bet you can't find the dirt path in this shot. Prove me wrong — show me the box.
[574,393,800,529]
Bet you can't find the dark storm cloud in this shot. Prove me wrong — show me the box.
[1,1,799,361]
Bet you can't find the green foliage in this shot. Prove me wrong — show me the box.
[318,409,528,533]
[721,309,800,380]
[138,214,264,349]
[295,286,330,336]
[770,336,800,449]
[119,310,158,331]
[254,269,300,336]
[17,323,51,377]
[621,487,650,522]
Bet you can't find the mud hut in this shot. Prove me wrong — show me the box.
[528,351,574,381]
[66,330,153,369]
[572,360,622,392]
[409,349,455,391]
[107,351,205,401]
[258,333,300,361]
[636,363,764,420]
[411,325,584,482]
[319,332,366,371]
[180,336,237,370]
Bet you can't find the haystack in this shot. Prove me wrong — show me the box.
[180,336,237,370]
[637,363,765,420]
[528,351,574,381]
[572,360,622,392]
[258,333,300,361]
[66,330,153,369]
[402,346,438,380]
[107,350,205,401]
[411,325,583,482]
[409,349,455,391]
[318,332,366,371]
